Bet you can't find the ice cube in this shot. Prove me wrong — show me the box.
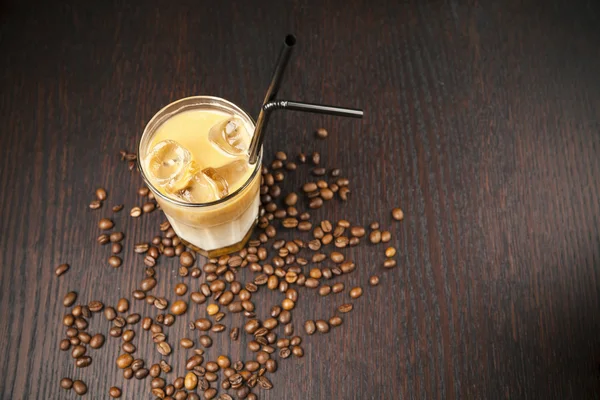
[214,159,249,186]
[208,117,250,156]
[146,140,192,187]
[172,167,229,203]
[202,167,229,198]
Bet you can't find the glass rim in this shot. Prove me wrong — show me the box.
[137,95,262,208]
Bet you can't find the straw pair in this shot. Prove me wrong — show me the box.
[248,34,363,164]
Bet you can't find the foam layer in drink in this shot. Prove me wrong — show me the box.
[141,102,260,253]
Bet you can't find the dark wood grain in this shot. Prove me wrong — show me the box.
[1,0,600,398]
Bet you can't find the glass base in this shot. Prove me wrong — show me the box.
[180,221,256,258]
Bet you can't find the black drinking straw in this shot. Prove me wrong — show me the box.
[248,35,364,164]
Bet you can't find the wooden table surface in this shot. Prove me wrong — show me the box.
[1,0,600,399]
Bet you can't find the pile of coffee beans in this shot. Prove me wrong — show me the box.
[58,128,404,398]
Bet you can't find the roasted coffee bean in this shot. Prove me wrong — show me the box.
[66,327,78,337]
[74,317,88,330]
[332,282,345,293]
[283,322,293,336]
[292,345,304,357]
[75,356,92,368]
[63,291,77,307]
[142,202,156,213]
[315,127,328,139]
[190,292,206,305]
[279,346,292,359]
[117,353,133,369]
[150,360,161,378]
[108,256,122,268]
[392,207,404,220]
[134,242,149,253]
[302,182,317,192]
[143,255,156,267]
[110,231,124,242]
[63,314,74,327]
[318,285,331,296]
[152,331,166,343]
[311,151,320,164]
[131,359,144,372]
[349,236,360,246]
[329,316,343,327]
[369,230,382,244]
[134,368,148,379]
[174,283,188,296]
[109,386,122,398]
[335,236,349,248]
[111,242,122,254]
[381,230,391,242]
[281,298,295,310]
[122,329,135,342]
[154,298,168,310]
[109,327,122,337]
[384,258,397,268]
[116,298,129,313]
[60,377,73,390]
[130,207,142,217]
[207,303,219,315]
[112,204,124,212]
[71,345,86,359]
[60,339,71,351]
[225,327,239,342]
[98,218,114,230]
[315,320,330,333]
[199,335,212,348]
[312,167,326,176]
[330,252,344,263]
[89,333,105,349]
[180,251,194,267]
[299,212,311,221]
[350,287,363,299]
[204,388,217,399]
[156,341,172,356]
[95,187,107,201]
[309,197,323,209]
[304,320,316,335]
[136,186,149,197]
[73,380,87,395]
[338,303,354,313]
[317,179,328,189]
[274,151,287,161]
[125,313,142,325]
[265,225,276,237]
[333,226,345,238]
[298,221,312,231]
[185,355,203,371]
[320,187,334,200]
[340,261,355,273]
[283,192,299,207]
[321,233,333,245]
[170,300,187,315]
[151,377,166,389]
[370,275,380,286]
[248,340,261,352]
[55,263,69,277]
[349,226,365,237]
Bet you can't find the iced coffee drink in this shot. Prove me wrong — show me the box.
[138,96,262,257]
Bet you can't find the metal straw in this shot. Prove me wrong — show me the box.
[248,35,364,164]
